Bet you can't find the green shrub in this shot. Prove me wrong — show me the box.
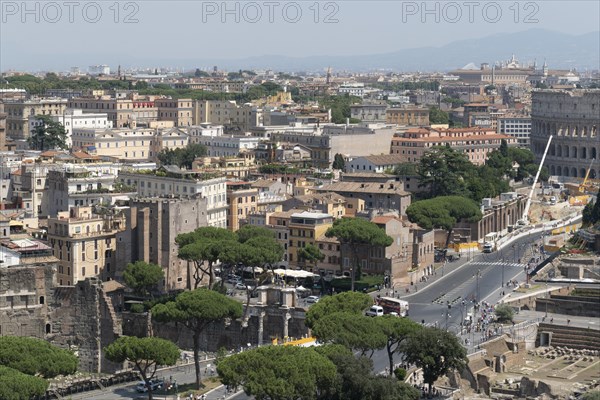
[129,303,145,313]
[394,367,407,381]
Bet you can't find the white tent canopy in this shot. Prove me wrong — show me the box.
[242,266,263,273]
[273,269,319,279]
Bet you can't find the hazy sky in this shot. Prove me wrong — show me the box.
[1,0,599,71]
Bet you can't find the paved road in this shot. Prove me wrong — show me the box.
[67,219,578,400]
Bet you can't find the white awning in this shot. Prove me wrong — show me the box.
[273,269,319,279]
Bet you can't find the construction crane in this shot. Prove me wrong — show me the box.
[579,158,596,194]
[521,135,553,225]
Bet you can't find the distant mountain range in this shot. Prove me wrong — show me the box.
[187,29,599,72]
[2,28,598,72]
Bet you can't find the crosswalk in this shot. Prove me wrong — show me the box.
[473,261,527,268]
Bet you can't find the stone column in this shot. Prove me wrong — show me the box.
[257,311,266,346]
[283,312,291,340]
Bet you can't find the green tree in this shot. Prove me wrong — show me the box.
[151,289,242,389]
[218,345,337,400]
[315,344,419,400]
[134,81,149,90]
[0,366,48,400]
[376,316,422,376]
[312,312,387,357]
[393,162,417,177]
[417,146,476,198]
[0,336,78,378]
[428,106,449,124]
[104,336,179,400]
[157,143,207,169]
[222,226,283,324]
[305,291,373,329]
[298,243,325,271]
[582,391,600,400]
[176,227,238,289]
[28,115,68,150]
[325,218,393,291]
[332,153,346,170]
[123,261,164,297]
[406,196,482,246]
[400,327,468,394]
[495,304,515,323]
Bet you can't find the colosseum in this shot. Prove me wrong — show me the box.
[530,89,600,180]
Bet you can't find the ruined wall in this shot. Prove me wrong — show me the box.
[50,278,122,373]
[0,264,55,338]
[124,305,310,352]
[0,265,122,374]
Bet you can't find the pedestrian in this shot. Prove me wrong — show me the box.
[567,319,571,325]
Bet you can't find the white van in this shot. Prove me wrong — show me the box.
[366,305,384,317]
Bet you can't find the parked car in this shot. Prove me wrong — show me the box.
[228,276,242,284]
[306,296,320,304]
[136,379,164,393]
[235,282,248,290]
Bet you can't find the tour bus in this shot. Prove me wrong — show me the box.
[376,297,409,317]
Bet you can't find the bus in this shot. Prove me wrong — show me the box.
[376,297,409,317]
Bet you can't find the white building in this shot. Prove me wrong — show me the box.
[199,135,261,157]
[338,82,365,98]
[187,124,224,144]
[118,171,228,228]
[29,109,113,147]
[346,154,406,173]
[497,117,532,148]
[88,65,110,75]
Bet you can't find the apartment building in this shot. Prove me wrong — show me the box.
[155,98,193,127]
[29,109,113,147]
[180,80,250,93]
[346,154,406,174]
[286,211,334,267]
[316,180,411,216]
[390,127,516,165]
[4,98,68,140]
[72,127,188,161]
[187,124,224,144]
[338,82,365,97]
[46,167,136,218]
[193,100,261,131]
[118,169,227,228]
[116,197,210,291]
[272,123,398,169]
[199,135,261,157]
[282,193,346,219]
[69,94,191,128]
[350,103,388,123]
[386,106,430,126]
[226,181,258,231]
[47,206,125,285]
[497,116,532,148]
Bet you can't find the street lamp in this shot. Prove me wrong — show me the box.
[501,258,505,287]
[444,302,451,331]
